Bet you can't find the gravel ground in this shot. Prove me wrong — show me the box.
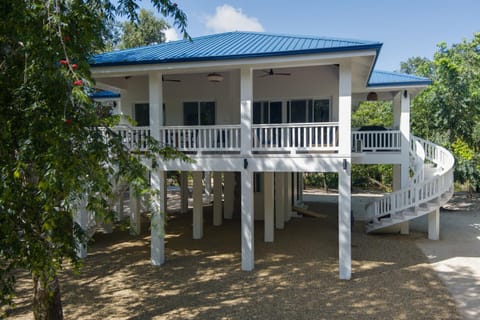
[5,202,460,320]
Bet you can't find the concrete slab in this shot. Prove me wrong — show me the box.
[412,208,480,320]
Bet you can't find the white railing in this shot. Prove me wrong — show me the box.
[352,130,401,152]
[159,125,241,152]
[252,122,339,152]
[371,136,454,220]
[112,125,151,151]
[409,139,425,186]
[110,124,414,155]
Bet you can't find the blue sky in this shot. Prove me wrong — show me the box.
[139,0,480,71]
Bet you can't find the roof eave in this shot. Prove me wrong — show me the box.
[367,80,432,88]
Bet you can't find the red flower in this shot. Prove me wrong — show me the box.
[63,36,70,42]
[59,59,68,65]
[71,64,78,69]
[73,79,83,86]
[65,119,73,125]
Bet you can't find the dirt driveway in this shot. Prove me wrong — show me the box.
[5,202,460,319]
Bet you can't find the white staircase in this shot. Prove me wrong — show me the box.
[366,136,455,233]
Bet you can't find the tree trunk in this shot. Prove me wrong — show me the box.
[33,274,63,320]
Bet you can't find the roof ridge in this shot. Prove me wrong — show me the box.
[220,30,381,45]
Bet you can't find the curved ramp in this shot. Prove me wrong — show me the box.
[366,137,455,233]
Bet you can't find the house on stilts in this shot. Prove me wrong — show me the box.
[84,32,454,280]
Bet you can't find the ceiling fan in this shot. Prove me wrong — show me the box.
[162,76,181,83]
[260,69,291,77]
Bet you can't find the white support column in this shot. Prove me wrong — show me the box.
[299,172,304,202]
[150,169,166,265]
[115,184,124,222]
[293,172,298,204]
[180,171,188,214]
[393,91,411,234]
[204,171,212,196]
[428,208,440,240]
[193,171,203,239]
[284,172,292,222]
[338,61,352,280]
[148,71,165,266]
[241,170,254,271]
[74,196,88,259]
[264,172,274,242]
[240,67,253,156]
[213,172,223,226]
[129,186,141,236]
[224,172,235,219]
[275,172,285,229]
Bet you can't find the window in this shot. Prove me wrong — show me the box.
[134,103,167,126]
[287,99,330,123]
[253,101,282,124]
[183,101,216,125]
[134,103,150,126]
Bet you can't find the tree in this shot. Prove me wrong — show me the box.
[0,1,188,319]
[399,56,434,77]
[120,9,170,48]
[403,33,480,191]
[351,101,393,128]
[351,101,393,191]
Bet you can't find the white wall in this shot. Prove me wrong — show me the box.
[119,65,340,125]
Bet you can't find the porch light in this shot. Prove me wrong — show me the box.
[207,73,223,82]
[366,92,378,101]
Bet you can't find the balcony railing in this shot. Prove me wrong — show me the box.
[252,122,339,152]
[112,125,151,150]
[159,125,241,152]
[352,130,401,152]
[111,125,403,155]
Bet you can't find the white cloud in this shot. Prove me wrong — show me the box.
[164,28,180,42]
[205,4,264,33]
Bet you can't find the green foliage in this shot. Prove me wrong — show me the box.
[352,165,392,192]
[0,0,188,318]
[404,33,480,190]
[304,173,338,190]
[352,101,393,128]
[350,101,393,191]
[400,56,434,77]
[120,9,170,49]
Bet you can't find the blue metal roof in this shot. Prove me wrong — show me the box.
[91,31,382,67]
[368,70,432,87]
[90,90,120,99]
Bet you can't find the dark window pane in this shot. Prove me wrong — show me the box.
[270,101,282,124]
[262,102,269,124]
[253,102,261,124]
[184,102,198,125]
[308,100,313,122]
[200,102,215,125]
[134,103,150,126]
[313,100,330,122]
[290,100,307,123]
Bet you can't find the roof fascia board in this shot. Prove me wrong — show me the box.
[357,84,429,92]
[92,49,377,78]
